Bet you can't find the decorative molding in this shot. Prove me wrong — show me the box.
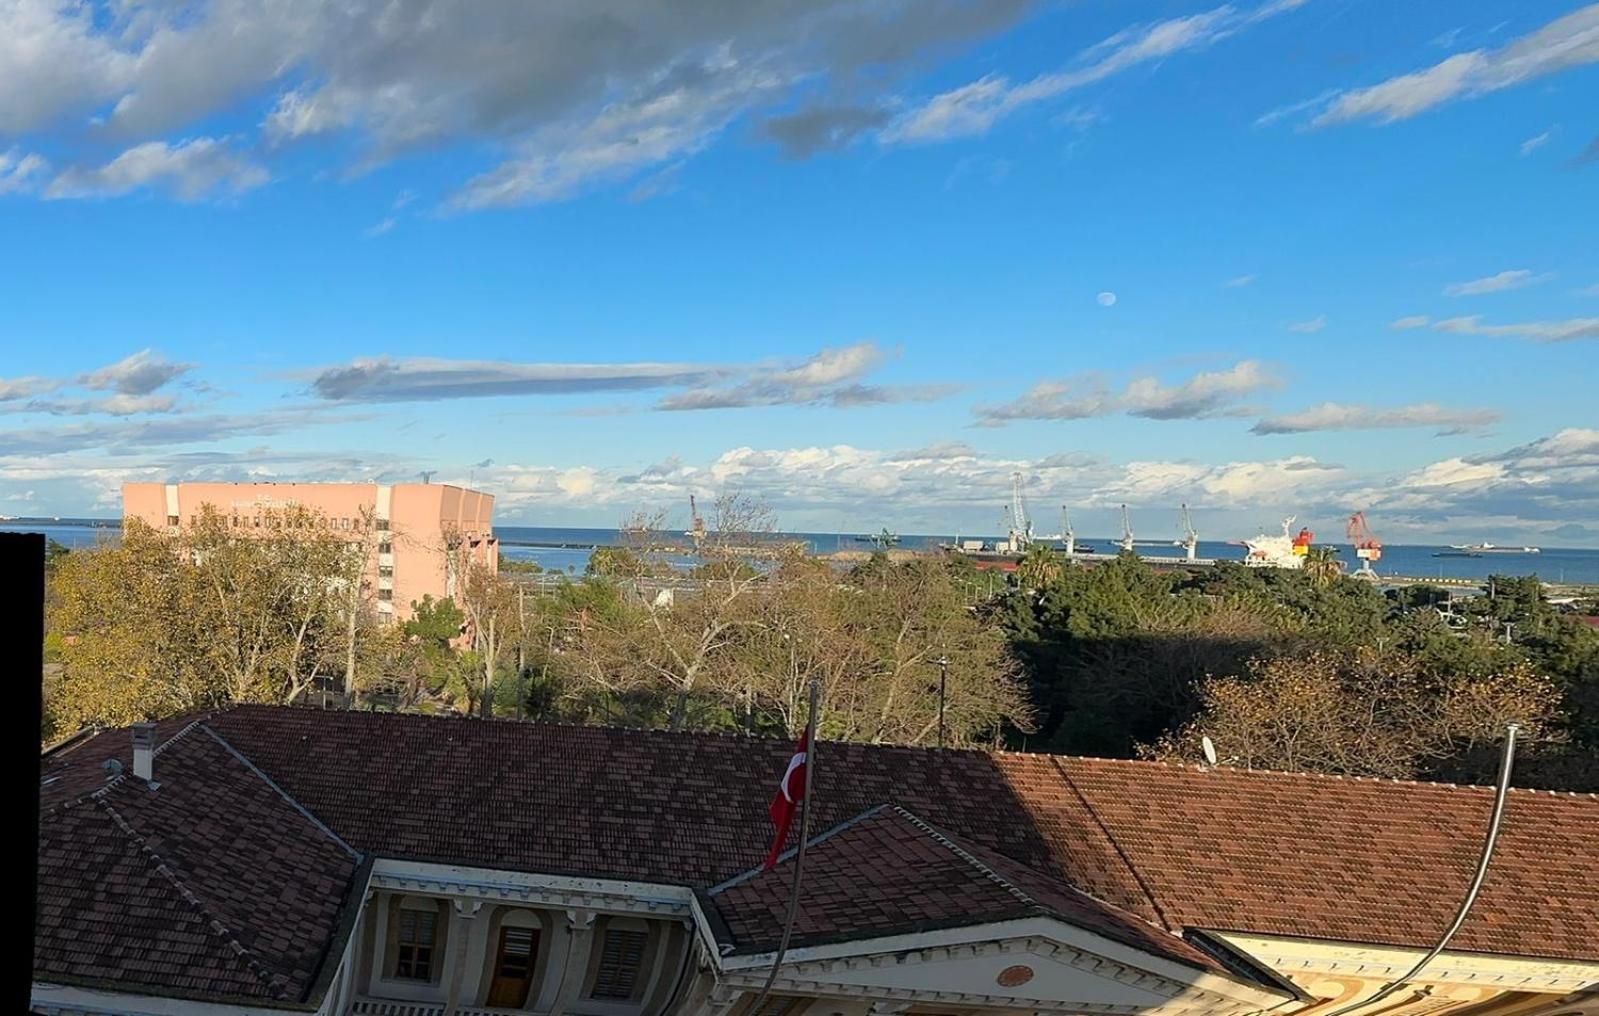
[565,908,597,930]
[369,872,690,920]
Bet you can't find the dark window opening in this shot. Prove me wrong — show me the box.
[590,928,648,1000]
[395,909,436,981]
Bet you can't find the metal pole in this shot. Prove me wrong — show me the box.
[935,656,950,750]
[517,585,526,721]
[747,678,820,1015]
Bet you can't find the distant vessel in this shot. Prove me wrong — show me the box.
[1450,543,1540,554]
[1243,517,1313,569]
[1434,551,1483,559]
[854,529,901,548]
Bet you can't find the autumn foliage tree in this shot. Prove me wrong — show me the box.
[1144,649,1561,780]
[47,507,383,735]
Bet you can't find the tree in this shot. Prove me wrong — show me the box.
[1301,546,1344,587]
[1014,544,1063,590]
[460,562,520,717]
[1145,649,1562,780]
[46,507,384,735]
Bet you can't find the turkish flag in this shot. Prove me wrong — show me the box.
[763,730,809,870]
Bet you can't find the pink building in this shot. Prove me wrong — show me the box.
[122,482,497,621]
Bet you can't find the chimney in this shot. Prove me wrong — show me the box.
[131,722,156,784]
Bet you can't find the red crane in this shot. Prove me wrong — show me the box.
[1346,511,1382,578]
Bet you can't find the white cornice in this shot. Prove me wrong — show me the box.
[706,916,1291,1010]
[369,858,694,918]
[1207,933,1599,993]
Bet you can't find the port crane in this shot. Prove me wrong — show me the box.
[1346,511,1382,578]
[1177,503,1198,561]
[1003,472,1033,552]
[1119,504,1136,553]
[686,494,708,548]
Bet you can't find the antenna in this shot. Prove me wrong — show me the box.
[419,470,436,484]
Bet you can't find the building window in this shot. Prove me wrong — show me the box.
[379,565,394,578]
[166,515,180,526]
[377,519,390,531]
[378,540,392,554]
[589,927,649,1001]
[395,908,437,981]
[378,588,393,602]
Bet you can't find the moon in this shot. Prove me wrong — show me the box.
[1097,291,1117,307]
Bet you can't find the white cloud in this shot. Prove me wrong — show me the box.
[7,426,1596,544]
[1251,401,1501,436]
[1313,4,1599,126]
[1520,129,1553,155]
[1443,268,1546,296]
[79,349,193,395]
[658,342,956,411]
[15,393,181,417]
[46,138,268,201]
[976,360,1281,426]
[305,343,953,411]
[364,217,396,238]
[1091,455,1344,508]
[1224,274,1257,288]
[0,0,136,135]
[309,355,733,403]
[1390,315,1430,329]
[1433,315,1599,343]
[0,376,61,402]
[1096,291,1117,307]
[1287,315,1327,333]
[447,56,787,210]
[0,149,48,194]
[3,0,1035,208]
[881,0,1302,145]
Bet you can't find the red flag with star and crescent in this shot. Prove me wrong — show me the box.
[763,730,809,870]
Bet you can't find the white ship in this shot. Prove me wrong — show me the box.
[1450,543,1540,554]
[1243,516,1315,569]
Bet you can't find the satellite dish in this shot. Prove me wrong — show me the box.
[1201,736,1219,767]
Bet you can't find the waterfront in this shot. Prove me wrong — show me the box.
[10,519,1599,585]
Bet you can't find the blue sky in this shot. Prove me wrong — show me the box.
[1,0,1596,543]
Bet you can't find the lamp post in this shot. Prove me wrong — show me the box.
[933,655,950,749]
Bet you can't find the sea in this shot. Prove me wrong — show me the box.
[7,520,1599,586]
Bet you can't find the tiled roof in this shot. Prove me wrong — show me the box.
[703,804,1225,974]
[36,721,363,1005]
[35,704,1599,1008]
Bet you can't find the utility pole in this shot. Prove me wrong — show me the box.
[933,655,950,749]
[516,584,526,721]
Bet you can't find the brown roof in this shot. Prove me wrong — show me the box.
[37,721,363,1006]
[703,804,1225,974]
[36,705,1599,1007]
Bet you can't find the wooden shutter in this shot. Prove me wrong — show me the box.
[589,928,649,1000]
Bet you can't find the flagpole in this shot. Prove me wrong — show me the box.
[747,678,820,1015]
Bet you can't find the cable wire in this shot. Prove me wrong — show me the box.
[1323,724,1520,1016]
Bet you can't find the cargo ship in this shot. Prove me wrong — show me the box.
[1243,517,1314,569]
[1449,543,1540,554]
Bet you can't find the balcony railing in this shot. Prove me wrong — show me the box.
[350,999,540,1016]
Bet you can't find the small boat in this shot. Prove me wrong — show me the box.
[1450,543,1540,554]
